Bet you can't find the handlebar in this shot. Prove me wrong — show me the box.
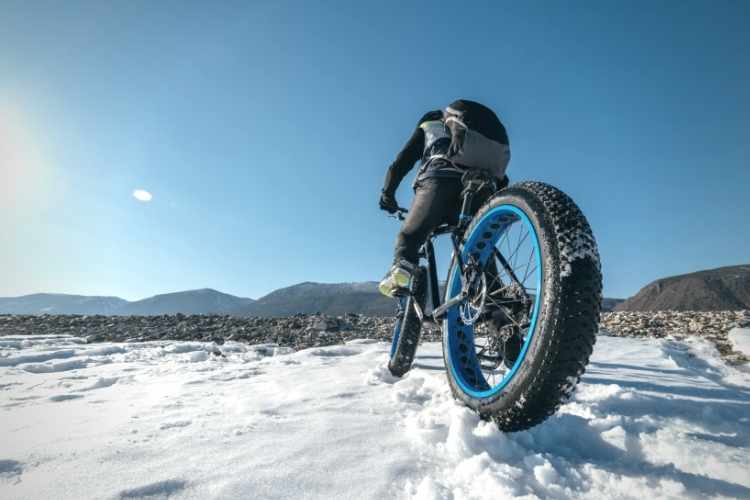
[388,206,408,221]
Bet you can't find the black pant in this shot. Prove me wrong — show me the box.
[394,177,492,265]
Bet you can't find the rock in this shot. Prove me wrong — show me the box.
[1,310,747,364]
[311,316,338,332]
[600,310,748,364]
[85,333,107,343]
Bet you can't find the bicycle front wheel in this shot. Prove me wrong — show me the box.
[388,267,426,377]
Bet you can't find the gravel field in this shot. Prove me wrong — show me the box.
[1,310,749,363]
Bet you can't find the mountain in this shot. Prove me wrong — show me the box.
[601,298,625,312]
[0,289,254,316]
[0,294,128,315]
[120,289,255,315]
[235,282,396,317]
[0,283,632,317]
[616,264,750,311]
[237,281,627,317]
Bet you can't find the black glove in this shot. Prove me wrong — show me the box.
[379,191,398,214]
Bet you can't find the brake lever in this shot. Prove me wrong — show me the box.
[387,206,408,221]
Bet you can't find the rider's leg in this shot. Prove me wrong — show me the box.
[397,176,496,260]
[394,178,462,263]
[379,178,462,297]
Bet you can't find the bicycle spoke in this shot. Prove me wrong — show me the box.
[505,226,513,260]
[512,224,524,269]
[493,249,530,300]
[521,248,535,284]
[510,229,529,269]
[512,257,534,286]
[523,265,537,287]
[488,286,512,297]
[486,296,525,306]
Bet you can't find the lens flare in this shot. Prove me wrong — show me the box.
[0,101,55,212]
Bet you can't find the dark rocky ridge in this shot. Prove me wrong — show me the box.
[236,283,625,316]
[2,310,748,364]
[120,289,255,315]
[616,264,750,311]
[237,282,395,317]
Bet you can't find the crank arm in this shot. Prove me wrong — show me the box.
[476,352,503,363]
[432,290,468,320]
[412,298,425,322]
[398,292,439,328]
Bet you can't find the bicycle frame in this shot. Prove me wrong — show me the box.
[392,171,497,325]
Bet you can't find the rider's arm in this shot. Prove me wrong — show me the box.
[382,110,442,195]
[382,127,424,196]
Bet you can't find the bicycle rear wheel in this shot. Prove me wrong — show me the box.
[442,182,601,431]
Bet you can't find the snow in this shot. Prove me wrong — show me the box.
[1,334,749,499]
[559,231,600,278]
[729,327,750,359]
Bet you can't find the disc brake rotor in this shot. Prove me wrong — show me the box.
[459,270,487,325]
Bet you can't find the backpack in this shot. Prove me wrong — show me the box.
[442,99,510,180]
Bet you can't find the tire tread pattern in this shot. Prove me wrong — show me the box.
[388,268,427,377]
[496,181,602,431]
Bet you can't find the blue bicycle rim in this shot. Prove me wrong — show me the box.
[444,204,543,399]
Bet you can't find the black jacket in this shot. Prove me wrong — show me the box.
[382,100,509,195]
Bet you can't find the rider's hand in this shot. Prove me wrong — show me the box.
[379,191,399,214]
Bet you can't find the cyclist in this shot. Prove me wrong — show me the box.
[378,99,510,297]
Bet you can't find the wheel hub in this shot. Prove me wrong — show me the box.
[458,264,487,325]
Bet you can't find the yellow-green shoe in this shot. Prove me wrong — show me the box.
[378,261,415,298]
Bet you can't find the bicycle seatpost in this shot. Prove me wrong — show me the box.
[458,170,496,226]
[459,188,475,225]
[459,175,485,225]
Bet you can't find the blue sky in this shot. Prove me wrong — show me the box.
[2,1,748,300]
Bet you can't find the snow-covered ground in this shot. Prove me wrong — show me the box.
[729,328,750,362]
[1,334,749,500]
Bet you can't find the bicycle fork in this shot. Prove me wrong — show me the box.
[411,235,470,325]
